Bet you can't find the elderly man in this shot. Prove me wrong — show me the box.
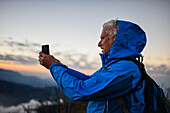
[39,19,146,113]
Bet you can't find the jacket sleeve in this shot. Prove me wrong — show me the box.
[50,61,142,101]
[67,68,90,80]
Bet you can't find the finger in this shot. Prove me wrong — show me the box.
[38,55,44,63]
[39,59,43,65]
[39,51,42,56]
[38,55,43,63]
[38,54,41,59]
[39,54,43,59]
[41,52,45,55]
[39,51,46,57]
[38,57,41,62]
[38,58,42,65]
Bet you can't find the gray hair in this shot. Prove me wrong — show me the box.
[103,19,118,38]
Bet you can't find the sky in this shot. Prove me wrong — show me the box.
[0,0,170,87]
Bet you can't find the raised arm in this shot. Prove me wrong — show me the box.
[50,61,143,101]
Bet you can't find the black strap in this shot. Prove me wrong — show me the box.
[114,97,130,113]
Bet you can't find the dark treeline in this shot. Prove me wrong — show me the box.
[0,80,88,113]
[24,87,88,113]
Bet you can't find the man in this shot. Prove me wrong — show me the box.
[39,19,146,113]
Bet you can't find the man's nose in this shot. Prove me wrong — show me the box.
[98,41,102,47]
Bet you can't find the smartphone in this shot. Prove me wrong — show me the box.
[42,44,50,55]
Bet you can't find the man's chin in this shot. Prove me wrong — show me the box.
[102,50,105,54]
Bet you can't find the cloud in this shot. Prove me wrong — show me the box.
[53,52,100,70]
[0,38,41,65]
[0,99,54,113]
[146,64,170,77]
[0,99,39,113]
[0,54,38,65]
[0,37,40,48]
[0,38,41,56]
[138,64,170,88]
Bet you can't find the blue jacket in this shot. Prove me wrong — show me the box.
[50,20,147,113]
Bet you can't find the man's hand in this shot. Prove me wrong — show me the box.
[38,52,61,69]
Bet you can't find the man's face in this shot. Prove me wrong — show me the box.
[98,27,116,54]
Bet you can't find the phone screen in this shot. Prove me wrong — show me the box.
[42,44,49,55]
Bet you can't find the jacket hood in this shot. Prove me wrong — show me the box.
[100,20,147,64]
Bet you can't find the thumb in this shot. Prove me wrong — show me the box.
[39,51,46,57]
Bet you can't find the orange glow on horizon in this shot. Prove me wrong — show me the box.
[0,63,95,75]
[0,63,49,73]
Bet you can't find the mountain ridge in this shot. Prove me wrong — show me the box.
[0,80,58,106]
[0,68,56,88]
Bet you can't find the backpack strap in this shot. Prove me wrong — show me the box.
[114,96,130,113]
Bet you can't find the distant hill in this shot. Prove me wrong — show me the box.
[0,68,56,88]
[0,80,58,107]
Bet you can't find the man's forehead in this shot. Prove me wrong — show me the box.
[100,29,107,37]
[101,27,107,34]
[103,26,112,30]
